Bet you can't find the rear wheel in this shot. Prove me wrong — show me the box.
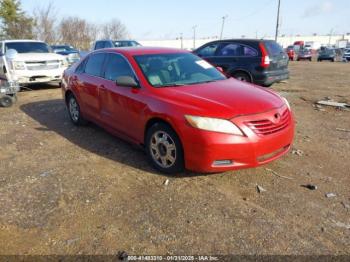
[146,123,184,174]
[232,72,251,83]
[67,94,87,126]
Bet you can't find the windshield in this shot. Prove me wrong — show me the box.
[114,41,141,47]
[5,42,51,53]
[52,45,75,52]
[134,53,226,87]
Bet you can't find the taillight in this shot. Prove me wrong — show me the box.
[259,43,270,68]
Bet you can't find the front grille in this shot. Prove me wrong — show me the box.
[245,109,290,136]
[25,60,60,70]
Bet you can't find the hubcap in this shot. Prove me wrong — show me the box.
[236,76,248,82]
[150,131,177,168]
[69,98,79,122]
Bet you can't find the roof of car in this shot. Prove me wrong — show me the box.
[1,39,45,43]
[95,47,189,56]
[209,38,273,43]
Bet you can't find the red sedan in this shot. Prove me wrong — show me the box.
[61,47,294,174]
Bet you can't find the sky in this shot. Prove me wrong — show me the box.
[21,0,350,40]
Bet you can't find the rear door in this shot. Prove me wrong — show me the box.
[263,40,289,72]
[77,53,106,121]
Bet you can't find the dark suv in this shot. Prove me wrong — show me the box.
[93,40,141,50]
[193,39,289,87]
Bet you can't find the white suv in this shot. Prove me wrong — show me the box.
[0,40,68,85]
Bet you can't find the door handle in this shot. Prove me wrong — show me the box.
[99,85,106,90]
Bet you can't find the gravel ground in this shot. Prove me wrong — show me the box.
[0,62,349,255]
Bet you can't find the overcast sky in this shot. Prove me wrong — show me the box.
[22,0,350,40]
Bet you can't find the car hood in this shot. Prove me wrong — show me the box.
[155,78,284,119]
[13,53,65,61]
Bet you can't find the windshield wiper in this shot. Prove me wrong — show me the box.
[155,83,186,87]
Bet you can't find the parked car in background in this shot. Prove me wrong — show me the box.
[297,49,312,61]
[0,40,68,85]
[92,40,141,50]
[62,47,294,174]
[51,45,80,65]
[193,39,289,87]
[317,48,336,62]
[286,45,296,61]
[342,48,350,62]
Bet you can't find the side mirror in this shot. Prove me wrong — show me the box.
[5,49,18,60]
[116,76,139,88]
[216,66,224,73]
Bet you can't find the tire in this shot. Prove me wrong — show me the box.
[309,58,312,62]
[332,59,335,62]
[145,122,184,174]
[232,72,251,83]
[0,96,13,107]
[317,59,321,62]
[67,94,87,126]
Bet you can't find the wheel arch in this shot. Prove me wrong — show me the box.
[144,117,177,144]
[229,69,253,82]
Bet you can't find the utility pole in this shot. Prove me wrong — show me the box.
[180,33,183,49]
[275,0,281,41]
[328,28,334,46]
[192,25,197,49]
[220,15,228,40]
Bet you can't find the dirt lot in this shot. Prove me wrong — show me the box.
[0,62,349,256]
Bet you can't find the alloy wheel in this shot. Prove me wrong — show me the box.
[150,131,177,168]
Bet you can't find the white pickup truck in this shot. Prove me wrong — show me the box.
[0,40,68,86]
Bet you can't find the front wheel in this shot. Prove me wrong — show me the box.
[146,123,184,174]
[0,95,13,107]
[67,94,87,125]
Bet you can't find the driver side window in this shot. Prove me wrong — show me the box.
[197,44,219,57]
[103,54,135,81]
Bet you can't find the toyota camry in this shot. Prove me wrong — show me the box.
[61,47,294,174]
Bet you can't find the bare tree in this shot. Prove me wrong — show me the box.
[32,1,58,44]
[101,19,128,40]
[58,16,97,50]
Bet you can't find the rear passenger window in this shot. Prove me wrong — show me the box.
[217,43,257,57]
[75,58,88,74]
[103,54,135,81]
[197,44,219,57]
[85,53,106,77]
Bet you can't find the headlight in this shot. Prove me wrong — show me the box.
[61,59,69,67]
[282,97,291,110]
[12,61,25,70]
[185,115,244,136]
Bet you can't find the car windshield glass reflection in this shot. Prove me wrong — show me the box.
[5,42,51,53]
[134,53,226,87]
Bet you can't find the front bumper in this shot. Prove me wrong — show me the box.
[10,67,66,85]
[181,105,295,173]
